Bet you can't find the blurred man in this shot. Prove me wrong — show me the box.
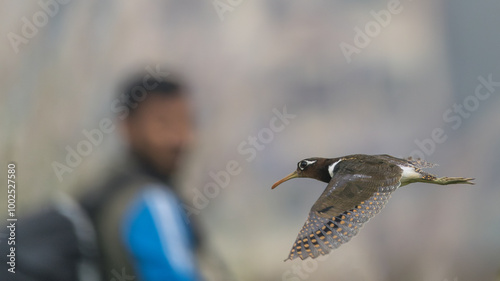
[80,71,202,281]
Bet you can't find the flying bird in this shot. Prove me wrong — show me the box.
[271,154,474,261]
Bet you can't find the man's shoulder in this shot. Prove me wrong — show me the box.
[126,184,181,213]
[79,162,170,220]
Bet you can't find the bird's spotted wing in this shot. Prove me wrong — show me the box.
[286,160,402,260]
[286,190,394,260]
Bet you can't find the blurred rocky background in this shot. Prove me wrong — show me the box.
[1,0,499,280]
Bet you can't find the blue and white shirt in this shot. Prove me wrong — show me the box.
[121,186,201,281]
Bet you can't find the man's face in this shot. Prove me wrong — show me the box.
[123,94,194,176]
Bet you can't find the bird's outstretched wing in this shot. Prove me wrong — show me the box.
[286,159,402,260]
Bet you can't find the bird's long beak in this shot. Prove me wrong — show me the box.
[271,171,299,189]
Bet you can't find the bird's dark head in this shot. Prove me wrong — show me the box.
[271,157,337,189]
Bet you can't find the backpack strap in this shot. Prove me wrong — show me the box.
[54,192,101,281]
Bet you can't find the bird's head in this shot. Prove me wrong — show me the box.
[271,157,338,189]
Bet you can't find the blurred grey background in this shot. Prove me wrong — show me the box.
[1,0,499,280]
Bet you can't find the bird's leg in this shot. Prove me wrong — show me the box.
[411,168,475,185]
[418,172,474,185]
[430,177,475,185]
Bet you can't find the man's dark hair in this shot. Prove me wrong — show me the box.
[119,71,186,116]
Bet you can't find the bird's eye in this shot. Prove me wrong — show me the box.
[298,161,308,170]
